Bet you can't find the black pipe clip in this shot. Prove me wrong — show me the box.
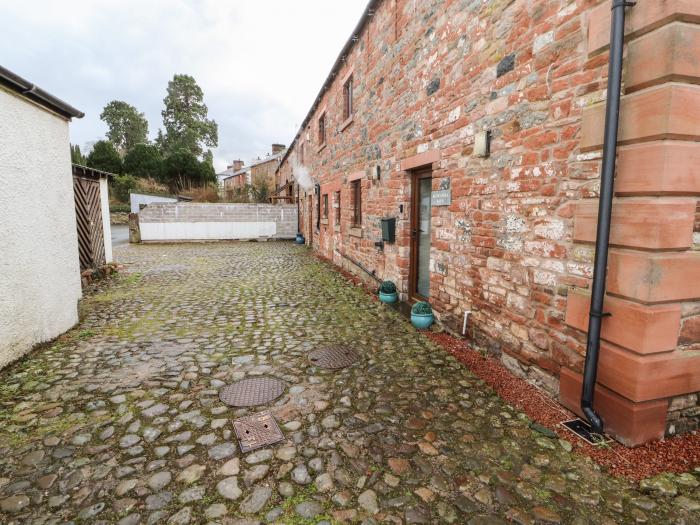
[612,0,636,9]
[589,310,612,319]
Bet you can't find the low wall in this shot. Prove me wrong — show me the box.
[138,203,298,242]
[130,192,178,214]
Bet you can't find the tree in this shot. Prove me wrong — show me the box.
[160,74,218,158]
[123,143,162,180]
[86,140,122,174]
[100,100,149,154]
[162,149,206,192]
[70,144,85,165]
[112,174,138,202]
[250,172,271,203]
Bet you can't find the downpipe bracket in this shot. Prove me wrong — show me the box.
[612,0,636,8]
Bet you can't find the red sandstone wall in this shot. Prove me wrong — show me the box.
[278,0,700,445]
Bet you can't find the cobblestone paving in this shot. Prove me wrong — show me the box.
[1,242,699,525]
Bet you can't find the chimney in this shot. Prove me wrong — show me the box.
[228,159,244,171]
[271,144,286,154]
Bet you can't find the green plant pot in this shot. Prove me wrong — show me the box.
[411,312,434,329]
[379,291,398,304]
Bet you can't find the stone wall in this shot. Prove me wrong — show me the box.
[277,0,700,445]
[138,203,298,242]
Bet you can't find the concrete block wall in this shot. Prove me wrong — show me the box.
[277,0,700,445]
[138,203,298,241]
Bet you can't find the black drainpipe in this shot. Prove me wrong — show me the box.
[581,0,634,434]
[315,183,321,231]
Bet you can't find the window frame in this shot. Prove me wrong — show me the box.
[334,191,341,226]
[351,179,362,227]
[322,193,329,220]
[343,76,353,121]
[318,112,326,146]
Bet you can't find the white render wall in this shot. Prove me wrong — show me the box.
[0,88,82,369]
[130,192,178,214]
[100,177,113,263]
[139,203,298,241]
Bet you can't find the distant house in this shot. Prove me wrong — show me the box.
[250,144,286,194]
[0,65,84,369]
[219,145,286,202]
[220,160,251,200]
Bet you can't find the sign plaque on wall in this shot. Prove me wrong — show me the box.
[431,189,451,206]
[431,177,451,206]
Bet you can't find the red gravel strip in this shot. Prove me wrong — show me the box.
[313,252,700,480]
[425,331,700,481]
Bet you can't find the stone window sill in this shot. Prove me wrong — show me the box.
[349,227,362,238]
[317,143,327,154]
[340,115,353,132]
[321,218,329,225]
[333,224,341,232]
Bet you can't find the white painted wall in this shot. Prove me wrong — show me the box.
[138,203,298,241]
[100,177,113,263]
[130,192,178,214]
[0,88,82,369]
[140,221,276,241]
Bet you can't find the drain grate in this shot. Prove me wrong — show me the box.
[561,418,613,445]
[233,411,284,452]
[219,377,286,407]
[309,345,359,369]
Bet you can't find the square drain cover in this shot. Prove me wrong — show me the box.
[233,411,284,453]
[309,345,359,369]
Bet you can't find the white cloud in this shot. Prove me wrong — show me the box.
[0,0,367,170]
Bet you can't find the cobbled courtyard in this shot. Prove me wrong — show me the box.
[1,242,698,525]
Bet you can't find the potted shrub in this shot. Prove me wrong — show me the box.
[411,301,434,329]
[378,281,398,304]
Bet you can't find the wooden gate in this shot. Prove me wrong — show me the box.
[73,176,105,270]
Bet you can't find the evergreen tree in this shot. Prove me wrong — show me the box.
[159,74,218,158]
[100,100,149,154]
[86,140,122,174]
[123,143,163,179]
[70,144,86,165]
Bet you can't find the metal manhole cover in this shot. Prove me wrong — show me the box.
[219,377,286,407]
[233,411,284,453]
[309,345,359,369]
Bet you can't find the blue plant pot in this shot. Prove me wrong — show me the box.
[411,312,434,329]
[294,233,305,244]
[379,291,398,304]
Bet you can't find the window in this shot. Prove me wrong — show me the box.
[335,191,341,225]
[352,180,362,226]
[343,76,353,121]
[318,113,326,145]
[322,193,329,220]
[300,142,304,164]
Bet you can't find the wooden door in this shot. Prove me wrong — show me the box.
[409,169,432,300]
[73,176,105,270]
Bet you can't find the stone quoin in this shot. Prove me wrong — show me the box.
[275,0,700,446]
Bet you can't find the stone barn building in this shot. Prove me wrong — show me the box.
[276,0,700,446]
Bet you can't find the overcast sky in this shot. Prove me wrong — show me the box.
[1,0,367,171]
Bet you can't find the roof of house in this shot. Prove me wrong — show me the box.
[277,0,380,170]
[72,163,115,180]
[250,149,286,168]
[218,165,251,181]
[0,65,84,119]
